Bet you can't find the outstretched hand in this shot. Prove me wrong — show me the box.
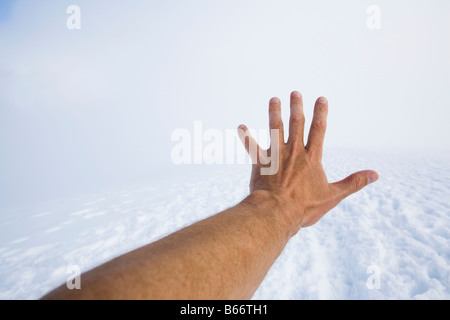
[238,91,378,234]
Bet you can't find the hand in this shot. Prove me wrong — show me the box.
[238,91,378,235]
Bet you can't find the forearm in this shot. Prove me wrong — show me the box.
[42,191,294,300]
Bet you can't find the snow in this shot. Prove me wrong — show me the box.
[0,148,449,300]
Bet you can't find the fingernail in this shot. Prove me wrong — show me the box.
[270,97,280,104]
[292,91,302,98]
[368,172,379,184]
[318,97,328,104]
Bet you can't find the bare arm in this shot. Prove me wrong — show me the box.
[42,91,378,300]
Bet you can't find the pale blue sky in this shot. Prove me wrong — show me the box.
[1,0,449,206]
[0,0,14,22]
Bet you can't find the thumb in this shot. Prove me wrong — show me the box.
[331,170,379,200]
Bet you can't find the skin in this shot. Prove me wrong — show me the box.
[42,91,378,300]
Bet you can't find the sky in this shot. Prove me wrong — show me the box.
[0,0,449,207]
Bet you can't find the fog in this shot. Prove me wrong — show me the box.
[1,0,449,207]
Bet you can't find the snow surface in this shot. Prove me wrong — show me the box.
[0,149,449,300]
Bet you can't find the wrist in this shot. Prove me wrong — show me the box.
[242,190,303,239]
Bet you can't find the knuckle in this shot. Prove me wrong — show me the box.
[353,177,365,191]
[270,119,283,128]
[312,120,327,133]
[290,114,305,124]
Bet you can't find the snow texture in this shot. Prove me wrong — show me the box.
[0,149,449,299]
